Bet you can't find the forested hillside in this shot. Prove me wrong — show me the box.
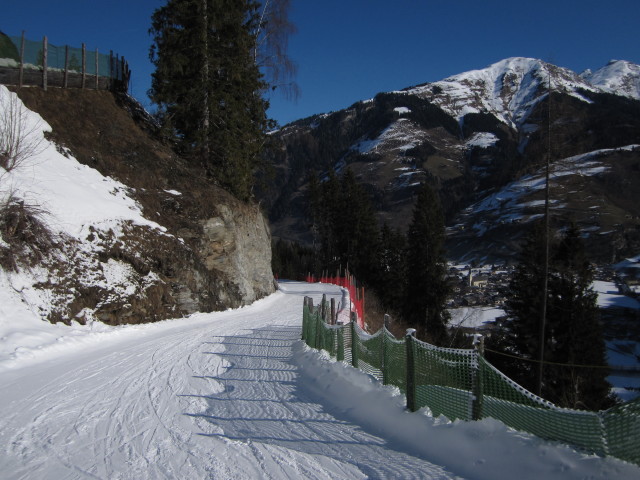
[260,58,640,265]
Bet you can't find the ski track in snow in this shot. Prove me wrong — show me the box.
[1,282,638,480]
[0,282,453,479]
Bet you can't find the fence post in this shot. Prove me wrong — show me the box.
[471,334,484,421]
[381,315,390,384]
[301,297,308,341]
[307,298,315,348]
[330,298,336,325]
[81,43,86,89]
[19,31,25,88]
[63,45,69,88]
[405,328,417,412]
[95,48,99,89]
[321,294,327,322]
[337,324,345,362]
[42,36,48,91]
[311,298,323,350]
[350,312,359,368]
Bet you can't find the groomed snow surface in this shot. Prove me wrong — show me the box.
[1,282,639,480]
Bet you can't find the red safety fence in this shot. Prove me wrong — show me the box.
[304,274,365,328]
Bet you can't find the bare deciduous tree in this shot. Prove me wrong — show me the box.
[0,88,46,172]
[0,88,52,269]
[254,0,300,101]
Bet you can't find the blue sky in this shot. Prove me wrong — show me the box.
[3,0,639,125]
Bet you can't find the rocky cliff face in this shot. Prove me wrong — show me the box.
[3,86,274,325]
[199,202,275,305]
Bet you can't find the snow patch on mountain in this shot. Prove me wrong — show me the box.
[582,60,640,100]
[351,118,424,155]
[401,58,595,127]
[466,132,499,149]
[459,146,638,236]
[399,57,640,129]
[393,106,411,115]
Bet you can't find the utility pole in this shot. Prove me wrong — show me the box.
[536,67,552,397]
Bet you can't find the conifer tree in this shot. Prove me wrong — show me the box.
[378,223,407,309]
[306,170,322,254]
[338,169,381,283]
[545,224,612,410]
[491,223,613,410]
[308,169,381,285]
[315,170,340,271]
[489,223,546,383]
[149,0,293,200]
[404,183,450,344]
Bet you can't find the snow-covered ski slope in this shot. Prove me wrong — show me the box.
[1,282,638,480]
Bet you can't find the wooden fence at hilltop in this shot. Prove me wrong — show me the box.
[0,31,130,93]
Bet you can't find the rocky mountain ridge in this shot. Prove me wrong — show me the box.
[260,57,640,264]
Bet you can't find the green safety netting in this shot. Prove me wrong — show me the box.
[301,298,640,465]
[4,34,121,79]
[411,338,476,421]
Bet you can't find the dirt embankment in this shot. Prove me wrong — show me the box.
[8,86,274,325]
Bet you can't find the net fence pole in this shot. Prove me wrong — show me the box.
[337,325,345,362]
[19,31,25,88]
[81,43,86,89]
[472,334,485,421]
[350,313,359,368]
[63,45,69,88]
[381,314,390,385]
[109,50,114,90]
[42,36,47,91]
[95,48,99,89]
[301,297,309,341]
[330,298,336,325]
[321,294,327,322]
[405,328,417,412]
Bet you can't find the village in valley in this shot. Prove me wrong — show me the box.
[446,259,640,336]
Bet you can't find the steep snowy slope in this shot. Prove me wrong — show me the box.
[0,85,274,326]
[582,60,640,100]
[402,57,597,127]
[446,145,640,263]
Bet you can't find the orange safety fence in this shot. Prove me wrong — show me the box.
[304,274,365,328]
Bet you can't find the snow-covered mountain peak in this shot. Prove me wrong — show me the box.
[402,57,599,128]
[581,59,640,100]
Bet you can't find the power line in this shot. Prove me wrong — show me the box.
[485,347,640,372]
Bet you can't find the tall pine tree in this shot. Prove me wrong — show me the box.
[149,0,289,200]
[545,224,613,410]
[338,169,381,283]
[490,223,613,410]
[377,222,407,309]
[404,183,451,344]
[307,169,381,286]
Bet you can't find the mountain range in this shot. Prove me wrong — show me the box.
[259,57,640,264]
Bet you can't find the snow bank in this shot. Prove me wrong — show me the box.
[0,85,163,239]
[294,341,640,480]
[0,85,163,363]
